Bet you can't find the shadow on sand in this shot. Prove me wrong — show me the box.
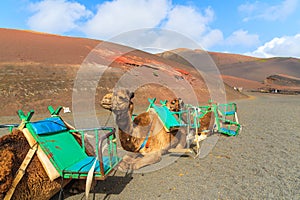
[51,171,133,200]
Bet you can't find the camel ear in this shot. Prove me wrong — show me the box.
[178,98,183,104]
[129,91,135,99]
[178,98,184,108]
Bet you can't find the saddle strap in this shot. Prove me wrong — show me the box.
[145,115,157,148]
[136,114,157,151]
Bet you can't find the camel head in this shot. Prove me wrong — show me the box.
[100,89,134,112]
[167,98,184,112]
[101,93,113,110]
[101,89,135,134]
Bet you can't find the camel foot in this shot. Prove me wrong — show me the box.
[69,188,80,194]
[168,148,193,153]
[194,134,207,142]
[117,161,130,171]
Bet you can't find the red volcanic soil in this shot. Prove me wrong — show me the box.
[0,28,99,65]
[159,49,259,68]
[0,28,246,116]
[209,51,259,66]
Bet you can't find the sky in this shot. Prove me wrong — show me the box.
[1,0,300,58]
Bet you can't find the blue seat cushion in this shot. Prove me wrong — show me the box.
[224,111,235,116]
[64,156,120,175]
[220,127,237,136]
[30,117,68,135]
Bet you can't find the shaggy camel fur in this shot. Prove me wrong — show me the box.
[0,129,94,199]
[101,89,187,170]
[0,129,64,200]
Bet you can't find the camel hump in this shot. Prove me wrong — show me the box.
[133,112,151,126]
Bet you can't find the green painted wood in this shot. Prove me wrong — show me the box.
[148,98,182,131]
[17,108,121,180]
[48,106,63,116]
[26,122,87,176]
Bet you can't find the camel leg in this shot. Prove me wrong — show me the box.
[122,152,140,163]
[131,151,162,170]
[194,133,208,157]
[169,129,194,154]
[118,152,141,171]
[174,128,188,149]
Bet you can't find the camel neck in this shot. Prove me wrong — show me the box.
[113,108,133,134]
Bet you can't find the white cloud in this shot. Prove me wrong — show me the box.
[83,0,170,39]
[163,6,223,49]
[225,30,260,47]
[247,34,300,58]
[27,0,266,54]
[163,6,213,38]
[238,2,257,14]
[199,29,223,49]
[109,29,202,53]
[239,0,298,21]
[162,6,223,49]
[27,0,91,34]
[81,1,224,50]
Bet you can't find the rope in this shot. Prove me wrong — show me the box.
[101,110,112,153]
[104,110,112,127]
[58,176,64,200]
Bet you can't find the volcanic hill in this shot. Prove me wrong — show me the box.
[0,28,265,116]
[159,48,300,92]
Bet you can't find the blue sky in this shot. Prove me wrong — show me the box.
[1,0,300,58]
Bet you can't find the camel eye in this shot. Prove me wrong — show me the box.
[119,96,126,101]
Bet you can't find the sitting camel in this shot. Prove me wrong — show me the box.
[166,98,214,142]
[0,128,94,200]
[101,89,187,170]
[0,129,64,200]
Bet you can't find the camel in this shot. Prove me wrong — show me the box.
[165,98,215,156]
[0,128,95,200]
[100,89,187,170]
[166,98,214,142]
[0,129,64,200]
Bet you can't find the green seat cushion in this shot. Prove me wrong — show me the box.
[151,105,181,130]
[29,128,88,173]
[27,116,121,178]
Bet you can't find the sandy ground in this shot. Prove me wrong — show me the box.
[1,93,299,199]
[66,93,299,200]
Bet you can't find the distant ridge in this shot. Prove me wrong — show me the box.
[158,48,300,91]
[0,28,100,65]
[158,48,259,67]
